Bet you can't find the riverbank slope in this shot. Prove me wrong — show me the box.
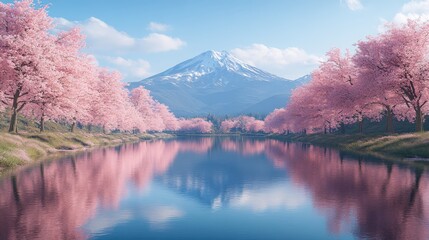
[0,132,172,173]
[270,132,429,161]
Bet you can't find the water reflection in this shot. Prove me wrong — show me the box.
[0,137,428,240]
[0,139,213,240]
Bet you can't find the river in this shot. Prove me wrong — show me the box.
[0,137,428,240]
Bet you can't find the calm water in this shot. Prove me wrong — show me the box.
[1,137,428,240]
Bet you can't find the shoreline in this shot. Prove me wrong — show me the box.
[2,131,429,175]
[0,131,174,175]
[268,132,429,167]
[174,132,266,137]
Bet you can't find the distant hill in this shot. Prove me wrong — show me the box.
[241,94,291,115]
[129,50,310,117]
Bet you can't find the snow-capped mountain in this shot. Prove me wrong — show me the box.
[129,50,310,116]
[143,50,286,86]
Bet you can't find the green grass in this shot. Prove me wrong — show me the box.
[0,112,176,173]
[0,153,23,168]
[0,131,173,174]
[271,132,429,160]
[0,134,32,169]
[348,133,429,158]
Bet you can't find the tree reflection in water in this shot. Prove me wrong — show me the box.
[0,137,427,240]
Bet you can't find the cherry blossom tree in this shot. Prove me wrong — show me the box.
[264,108,289,134]
[355,20,429,132]
[314,49,383,133]
[354,36,406,133]
[52,29,99,132]
[130,86,161,132]
[22,29,89,132]
[89,68,129,133]
[220,118,240,133]
[282,84,333,133]
[0,89,6,112]
[116,92,142,132]
[0,0,222,135]
[156,103,179,131]
[130,86,180,132]
[220,118,239,133]
[267,48,383,134]
[178,118,213,133]
[220,116,264,133]
[0,0,56,132]
[244,118,265,132]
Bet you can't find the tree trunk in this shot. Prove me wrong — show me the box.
[415,107,424,132]
[103,125,106,134]
[358,120,363,134]
[386,107,394,133]
[11,176,20,204]
[40,164,46,206]
[8,89,20,133]
[88,124,92,133]
[9,107,18,133]
[71,122,76,133]
[40,114,45,132]
[340,122,345,134]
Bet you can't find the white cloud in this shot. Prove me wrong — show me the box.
[231,44,322,79]
[84,210,133,235]
[105,57,151,79]
[82,17,136,52]
[54,17,185,54]
[232,44,321,66]
[377,0,429,32]
[393,0,429,24]
[139,33,186,53]
[229,183,308,212]
[53,17,75,31]
[142,205,184,229]
[148,22,169,32]
[378,18,389,32]
[344,0,363,11]
[53,17,186,81]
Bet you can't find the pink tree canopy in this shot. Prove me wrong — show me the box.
[178,118,213,133]
[220,116,265,133]
[0,0,58,132]
[355,20,429,132]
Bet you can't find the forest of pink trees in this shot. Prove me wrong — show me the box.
[229,19,429,134]
[263,20,429,134]
[3,1,429,135]
[218,20,429,134]
[0,0,212,134]
[220,116,265,133]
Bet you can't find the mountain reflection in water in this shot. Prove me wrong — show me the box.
[0,137,428,240]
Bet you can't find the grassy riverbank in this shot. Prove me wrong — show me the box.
[270,132,429,161]
[0,131,172,173]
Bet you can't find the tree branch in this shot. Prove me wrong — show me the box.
[17,102,26,112]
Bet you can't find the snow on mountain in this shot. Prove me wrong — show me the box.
[144,50,283,85]
[129,50,309,117]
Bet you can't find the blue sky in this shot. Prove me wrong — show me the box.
[14,0,426,81]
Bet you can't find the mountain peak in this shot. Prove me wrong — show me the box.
[199,50,239,63]
[129,50,306,117]
[141,50,287,85]
[176,49,247,73]
[201,50,228,58]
